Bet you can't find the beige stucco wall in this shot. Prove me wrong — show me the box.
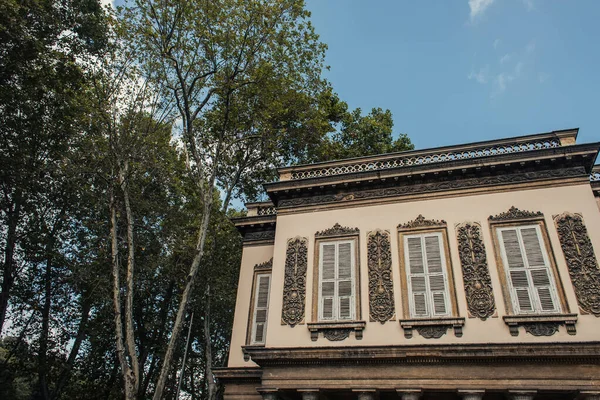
[228,244,274,367]
[228,182,600,367]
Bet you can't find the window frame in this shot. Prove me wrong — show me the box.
[246,264,272,346]
[397,225,459,320]
[489,217,570,316]
[312,234,361,323]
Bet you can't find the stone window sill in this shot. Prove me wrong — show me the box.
[503,314,578,336]
[307,321,366,342]
[399,317,465,339]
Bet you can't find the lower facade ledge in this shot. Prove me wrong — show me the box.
[399,317,465,339]
[307,321,366,342]
[212,366,262,384]
[503,313,578,336]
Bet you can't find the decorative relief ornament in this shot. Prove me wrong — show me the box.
[322,329,351,341]
[281,237,308,326]
[244,230,275,242]
[554,212,600,316]
[488,206,543,222]
[397,214,446,230]
[416,326,448,339]
[456,222,496,320]
[254,258,273,271]
[315,223,359,238]
[277,167,586,208]
[523,323,559,337]
[367,230,395,323]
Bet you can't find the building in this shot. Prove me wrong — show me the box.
[213,128,600,400]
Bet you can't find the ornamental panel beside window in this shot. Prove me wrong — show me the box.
[497,225,561,314]
[318,240,356,321]
[404,232,452,318]
[250,273,271,345]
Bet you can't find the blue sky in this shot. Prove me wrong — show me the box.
[304,0,600,149]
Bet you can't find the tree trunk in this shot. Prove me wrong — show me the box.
[204,287,217,400]
[121,162,140,393]
[51,299,92,399]
[111,187,137,400]
[152,190,214,400]
[0,195,21,333]
[38,251,53,400]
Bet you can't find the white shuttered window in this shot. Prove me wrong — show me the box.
[404,232,451,318]
[319,240,355,321]
[250,273,271,345]
[497,225,560,314]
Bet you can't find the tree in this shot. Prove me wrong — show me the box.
[0,0,108,334]
[120,1,329,398]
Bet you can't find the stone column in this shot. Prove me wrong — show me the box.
[258,388,279,400]
[458,390,484,400]
[396,389,421,400]
[580,392,600,400]
[352,389,376,400]
[508,391,536,400]
[298,389,320,400]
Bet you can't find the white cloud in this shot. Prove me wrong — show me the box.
[493,39,501,49]
[538,72,550,83]
[101,0,114,9]
[492,61,524,96]
[526,40,536,54]
[523,0,535,11]
[469,0,495,20]
[500,53,512,64]
[468,65,490,84]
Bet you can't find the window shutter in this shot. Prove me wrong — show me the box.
[509,269,533,312]
[501,229,525,269]
[424,235,448,316]
[499,226,560,314]
[252,274,271,344]
[320,244,336,320]
[407,237,427,316]
[337,242,353,320]
[319,240,355,321]
[406,233,451,318]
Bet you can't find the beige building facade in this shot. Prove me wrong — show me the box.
[214,129,600,400]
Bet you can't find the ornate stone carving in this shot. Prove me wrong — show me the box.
[281,237,308,327]
[522,323,559,336]
[503,314,577,336]
[315,223,359,237]
[554,212,600,316]
[399,318,465,339]
[244,230,275,242]
[367,230,395,323]
[397,214,446,230]
[323,329,351,341]
[254,258,273,271]
[307,321,365,341]
[456,222,496,320]
[289,138,561,180]
[416,326,448,339]
[278,167,586,208]
[488,206,543,221]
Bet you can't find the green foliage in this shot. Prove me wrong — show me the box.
[0,0,414,399]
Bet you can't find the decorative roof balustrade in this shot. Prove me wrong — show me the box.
[257,205,277,216]
[288,138,562,181]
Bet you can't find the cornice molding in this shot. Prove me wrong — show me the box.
[397,215,446,231]
[315,223,359,238]
[242,342,600,367]
[276,167,587,210]
[488,206,543,222]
